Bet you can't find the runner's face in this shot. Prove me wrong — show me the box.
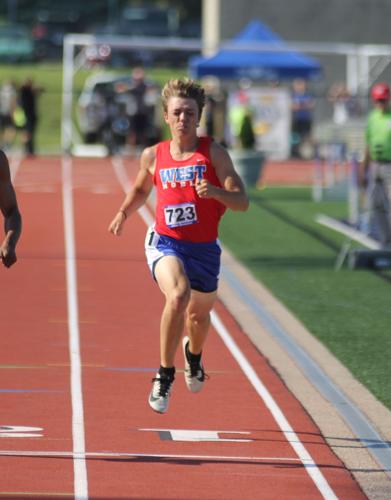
[164,97,199,138]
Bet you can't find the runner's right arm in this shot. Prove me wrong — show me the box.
[108,146,156,236]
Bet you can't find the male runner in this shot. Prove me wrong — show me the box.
[109,79,249,413]
[0,149,21,268]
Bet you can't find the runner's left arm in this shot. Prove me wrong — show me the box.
[195,141,249,211]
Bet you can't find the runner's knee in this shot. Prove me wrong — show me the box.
[187,309,210,328]
[166,284,190,313]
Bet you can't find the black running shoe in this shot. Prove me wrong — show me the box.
[148,372,174,413]
[182,336,206,393]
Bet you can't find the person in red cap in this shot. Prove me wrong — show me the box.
[361,82,391,247]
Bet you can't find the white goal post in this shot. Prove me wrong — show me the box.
[61,33,201,153]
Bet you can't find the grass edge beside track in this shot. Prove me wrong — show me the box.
[219,186,391,410]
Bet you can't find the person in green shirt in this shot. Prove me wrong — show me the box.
[228,90,256,150]
[362,83,391,248]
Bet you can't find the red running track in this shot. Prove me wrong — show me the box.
[0,155,365,499]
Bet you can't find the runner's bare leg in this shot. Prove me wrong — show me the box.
[186,290,217,355]
[154,255,190,366]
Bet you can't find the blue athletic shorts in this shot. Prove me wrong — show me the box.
[144,226,222,293]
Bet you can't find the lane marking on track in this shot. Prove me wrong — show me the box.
[111,155,154,226]
[9,151,23,182]
[0,449,303,462]
[0,434,42,438]
[62,155,89,500]
[140,428,253,442]
[111,155,338,500]
[0,364,104,369]
[0,426,43,438]
[211,311,338,499]
[90,185,111,194]
[17,185,57,193]
[0,493,73,498]
[0,389,61,393]
[104,367,230,374]
[0,365,48,369]
[0,364,226,373]
[48,318,97,324]
[221,264,391,476]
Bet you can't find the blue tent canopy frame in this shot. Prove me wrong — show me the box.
[189,20,322,80]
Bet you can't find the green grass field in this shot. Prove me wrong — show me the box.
[0,63,187,152]
[0,63,64,152]
[2,62,390,411]
[220,186,391,409]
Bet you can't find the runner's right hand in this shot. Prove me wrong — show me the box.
[108,211,126,236]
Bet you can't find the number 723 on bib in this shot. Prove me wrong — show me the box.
[164,202,198,228]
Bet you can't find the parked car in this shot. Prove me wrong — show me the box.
[0,24,35,62]
[77,73,161,153]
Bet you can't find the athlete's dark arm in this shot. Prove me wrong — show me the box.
[0,150,22,268]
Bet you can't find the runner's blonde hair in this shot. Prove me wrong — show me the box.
[161,79,206,117]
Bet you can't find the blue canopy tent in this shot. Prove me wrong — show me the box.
[189,20,321,80]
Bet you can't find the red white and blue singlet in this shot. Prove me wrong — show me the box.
[145,137,225,293]
[153,136,226,243]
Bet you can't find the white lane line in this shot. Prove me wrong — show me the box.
[211,312,337,500]
[111,156,338,500]
[111,155,154,226]
[0,449,303,462]
[62,155,89,500]
[9,151,23,182]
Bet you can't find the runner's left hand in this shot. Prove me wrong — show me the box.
[195,175,217,199]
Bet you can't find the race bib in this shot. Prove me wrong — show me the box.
[145,226,159,248]
[164,202,198,228]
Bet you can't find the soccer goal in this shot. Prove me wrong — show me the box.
[61,33,201,156]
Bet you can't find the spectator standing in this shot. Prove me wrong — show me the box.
[328,82,360,125]
[290,78,315,158]
[0,80,17,150]
[126,67,149,149]
[198,78,227,146]
[203,93,216,137]
[19,77,44,156]
[361,82,391,248]
[228,90,255,150]
[115,67,160,151]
